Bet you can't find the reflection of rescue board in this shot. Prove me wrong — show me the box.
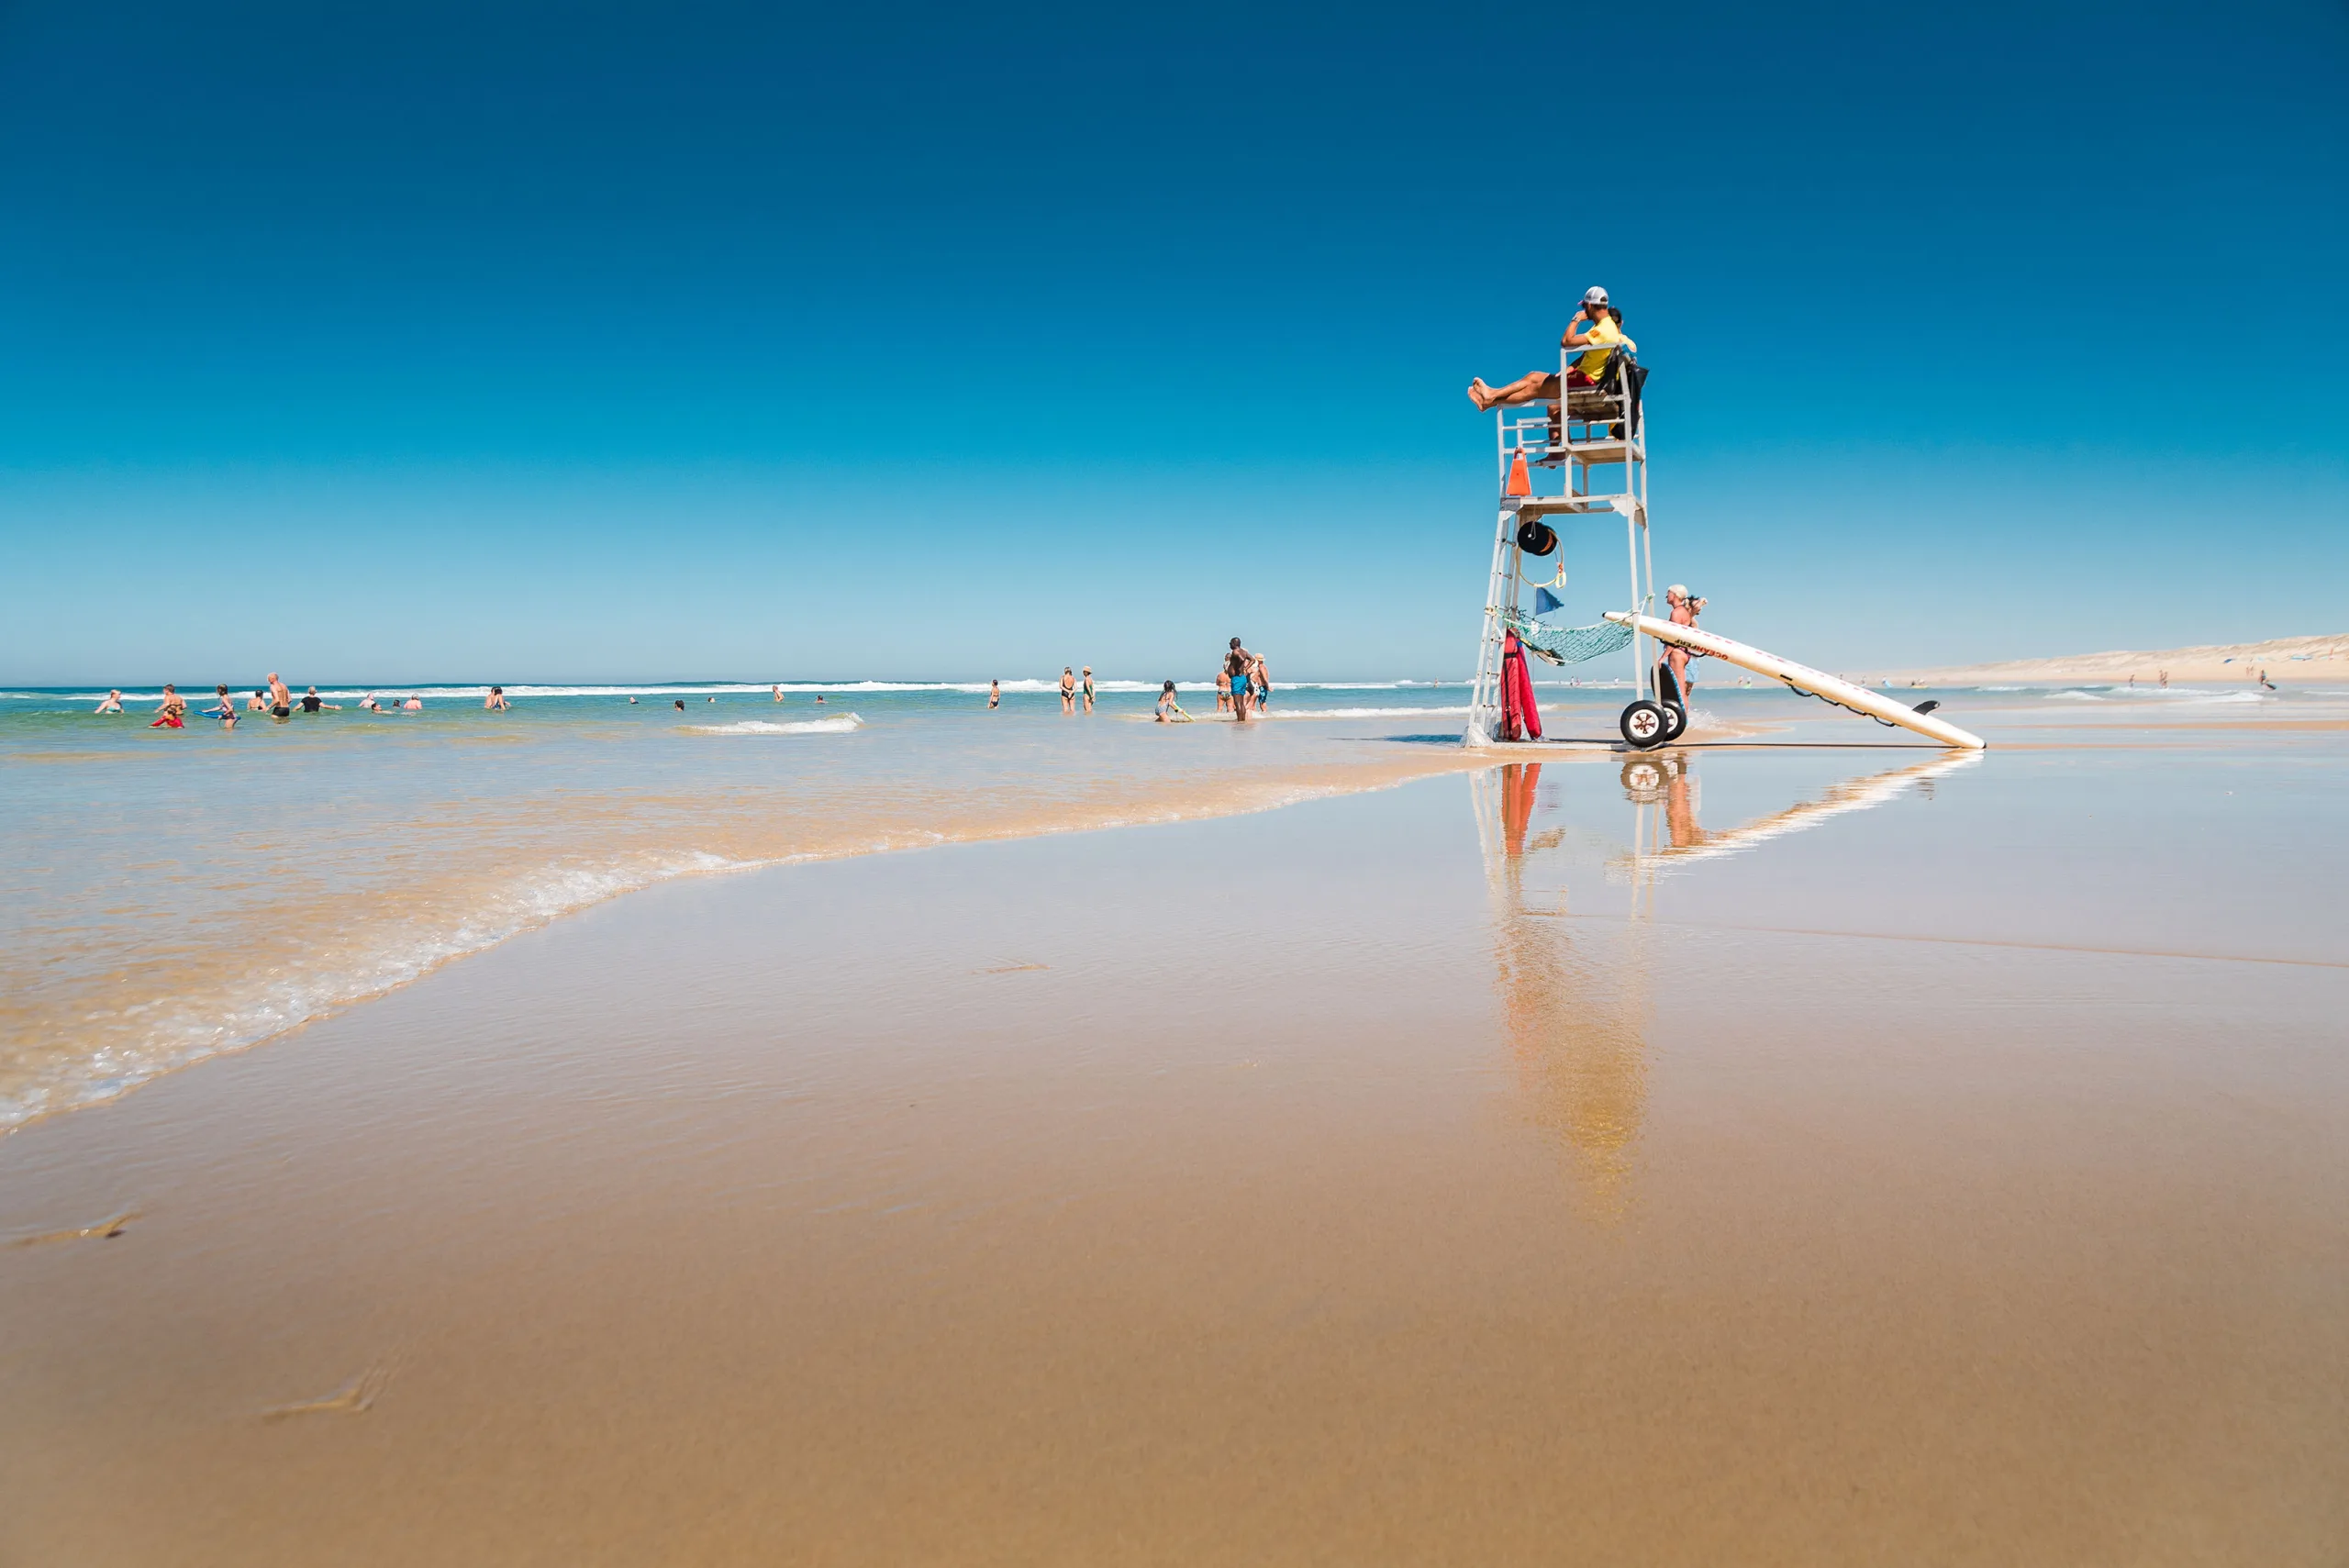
[1606,612,1987,751]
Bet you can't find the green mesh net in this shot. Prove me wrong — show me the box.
[1502,608,1633,664]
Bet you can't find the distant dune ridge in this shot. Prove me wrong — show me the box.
[1890,633,2349,687]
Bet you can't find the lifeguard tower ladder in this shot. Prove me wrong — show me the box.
[1464,339,1664,746]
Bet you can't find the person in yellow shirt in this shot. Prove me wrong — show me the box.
[1466,286,1637,409]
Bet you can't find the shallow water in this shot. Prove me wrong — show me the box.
[3,675,2329,1130]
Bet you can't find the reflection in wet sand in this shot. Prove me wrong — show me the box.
[1615,748,1980,872]
[1475,763,1650,1219]
[1474,750,1982,1219]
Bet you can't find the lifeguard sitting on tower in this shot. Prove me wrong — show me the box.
[1466,286,1635,411]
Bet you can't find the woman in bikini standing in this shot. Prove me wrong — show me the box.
[1060,668,1076,715]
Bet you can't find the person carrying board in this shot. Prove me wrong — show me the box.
[1662,584,1707,710]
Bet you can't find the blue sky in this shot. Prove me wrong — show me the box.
[2,0,2343,683]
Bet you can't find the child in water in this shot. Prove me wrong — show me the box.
[1155,681,1191,722]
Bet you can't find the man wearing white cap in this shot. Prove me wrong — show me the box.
[1662,583,1706,711]
[1467,286,1637,411]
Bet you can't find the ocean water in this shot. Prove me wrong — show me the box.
[2,674,2322,1133]
[0,680,1493,1130]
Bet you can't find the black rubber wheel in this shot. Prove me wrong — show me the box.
[1515,519,1558,556]
[1620,701,1671,750]
[1620,758,1664,795]
[1660,702,1687,742]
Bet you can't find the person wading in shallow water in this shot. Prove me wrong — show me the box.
[1060,668,1076,715]
[1224,638,1258,722]
[1081,667,1096,714]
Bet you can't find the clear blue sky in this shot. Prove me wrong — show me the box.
[2,0,2343,684]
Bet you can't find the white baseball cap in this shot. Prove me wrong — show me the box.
[1583,285,1609,306]
[1666,584,1687,598]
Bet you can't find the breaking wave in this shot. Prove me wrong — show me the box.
[686,715,864,735]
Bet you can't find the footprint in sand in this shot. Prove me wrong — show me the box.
[6,1211,138,1247]
[260,1365,392,1422]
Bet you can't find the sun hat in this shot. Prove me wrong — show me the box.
[1666,584,1687,598]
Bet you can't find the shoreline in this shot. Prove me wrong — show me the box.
[0,745,1495,1140]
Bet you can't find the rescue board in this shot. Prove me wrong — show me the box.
[1606,612,1987,750]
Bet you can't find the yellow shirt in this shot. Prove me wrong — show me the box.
[1575,317,1635,381]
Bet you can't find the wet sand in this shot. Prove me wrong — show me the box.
[5,737,2347,1564]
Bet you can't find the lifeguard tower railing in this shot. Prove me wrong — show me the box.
[1465,342,1655,744]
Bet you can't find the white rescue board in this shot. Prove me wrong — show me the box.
[1606,612,1987,750]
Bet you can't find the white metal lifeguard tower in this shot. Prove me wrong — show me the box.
[1463,334,1677,749]
[1461,324,1987,752]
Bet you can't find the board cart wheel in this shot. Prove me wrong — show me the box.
[1620,758,1665,795]
[1620,701,1671,750]
[1660,702,1687,742]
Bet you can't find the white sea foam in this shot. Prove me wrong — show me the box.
[686,715,864,735]
[0,848,763,1131]
[2046,686,2271,706]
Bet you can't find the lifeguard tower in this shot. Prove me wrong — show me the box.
[1463,332,1677,749]
[1460,326,1987,752]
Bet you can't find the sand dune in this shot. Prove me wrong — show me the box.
[1893,632,2349,687]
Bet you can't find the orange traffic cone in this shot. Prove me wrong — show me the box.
[1505,449,1531,496]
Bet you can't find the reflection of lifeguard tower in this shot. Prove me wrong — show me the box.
[1464,335,1681,749]
[1469,762,1652,1219]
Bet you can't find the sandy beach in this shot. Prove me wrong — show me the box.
[6,692,2347,1565]
[1890,632,2349,688]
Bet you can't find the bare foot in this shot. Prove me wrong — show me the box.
[1467,379,1495,411]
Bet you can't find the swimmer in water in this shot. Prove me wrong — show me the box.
[674,698,686,711]
[772,684,785,703]
[268,672,291,719]
[1155,681,1190,722]
[246,687,270,713]
[301,685,337,712]
[94,690,124,714]
[988,679,1000,709]
[401,695,423,711]
[204,684,239,728]
[484,685,508,711]
[150,684,186,728]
